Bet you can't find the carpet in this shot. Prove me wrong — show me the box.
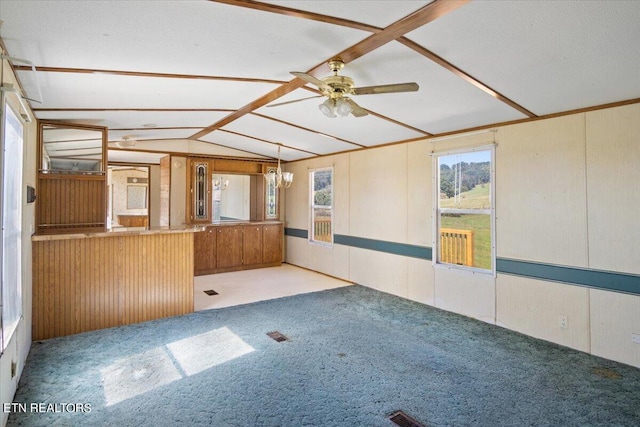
[7,285,640,426]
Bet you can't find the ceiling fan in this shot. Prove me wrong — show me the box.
[268,58,419,118]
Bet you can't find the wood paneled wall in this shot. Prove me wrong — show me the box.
[32,232,194,340]
[37,175,106,231]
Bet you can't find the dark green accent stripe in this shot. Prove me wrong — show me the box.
[496,258,640,295]
[284,228,431,259]
[284,227,308,239]
[334,234,432,260]
[284,228,640,296]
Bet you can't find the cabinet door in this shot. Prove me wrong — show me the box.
[194,227,216,274]
[216,226,243,268]
[262,223,283,264]
[243,225,263,265]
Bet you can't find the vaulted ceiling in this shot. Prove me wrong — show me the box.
[2,0,639,163]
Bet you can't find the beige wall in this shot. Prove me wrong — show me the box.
[149,165,161,227]
[284,102,640,368]
[1,55,37,426]
[170,156,186,226]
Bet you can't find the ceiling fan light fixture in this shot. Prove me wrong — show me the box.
[335,97,352,117]
[319,98,336,118]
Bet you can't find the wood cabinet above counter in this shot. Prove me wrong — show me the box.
[194,221,283,275]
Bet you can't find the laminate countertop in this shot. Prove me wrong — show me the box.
[31,221,282,241]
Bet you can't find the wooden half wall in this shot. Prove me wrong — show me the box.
[32,230,194,340]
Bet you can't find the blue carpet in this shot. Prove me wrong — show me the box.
[7,285,640,426]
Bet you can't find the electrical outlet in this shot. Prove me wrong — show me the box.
[632,333,640,344]
[559,315,568,329]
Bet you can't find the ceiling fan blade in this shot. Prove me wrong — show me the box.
[291,72,332,92]
[344,98,368,117]
[353,82,419,95]
[267,95,323,108]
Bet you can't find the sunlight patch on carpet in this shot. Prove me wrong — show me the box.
[166,327,255,376]
[101,347,181,406]
[101,327,255,406]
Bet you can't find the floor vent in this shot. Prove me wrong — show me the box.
[388,410,425,427]
[267,331,288,342]
[203,289,219,296]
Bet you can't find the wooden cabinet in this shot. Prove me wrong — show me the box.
[263,223,283,264]
[118,215,148,227]
[216,225,243,269]
[194,226,216,275]
[243,225,263,265]
[193,222,282,275]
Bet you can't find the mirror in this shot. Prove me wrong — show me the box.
[40,122,105,174]
[108,166,149,228]
[212,174,250,221]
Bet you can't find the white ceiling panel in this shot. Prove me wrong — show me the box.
[108,129,196,143]
[220,114,361,155]
[407,0,640,115]
[108,150,167,165]
[261,1,433,29]
[339,42,528,133]
[200,131,308,162]
[18,71,278,110]
[35,110,231,131]
[2,0,369,80]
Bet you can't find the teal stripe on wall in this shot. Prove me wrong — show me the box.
[334,234,432,260]
[496,258,640,295]
[284,227,640,296]
[284,228,308,239]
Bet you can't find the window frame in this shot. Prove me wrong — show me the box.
[309,167,334,247]
[433,145,496,275]
[1,100,24,352]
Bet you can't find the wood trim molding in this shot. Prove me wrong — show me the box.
[14,65,286,85]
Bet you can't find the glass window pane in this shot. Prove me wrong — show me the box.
[437,149,493,271]
[310,168,333,244]
[312,207,332,243]
[2,105,23,350]
[313,169,332,206]
[438,151,491,210]
[440,213,491,270]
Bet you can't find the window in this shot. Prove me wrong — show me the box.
[435,148,494,271]
[310,168,333,245]
[1,103,24,351]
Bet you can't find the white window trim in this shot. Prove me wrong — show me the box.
[432,145,496,276]
[309,167,334,247]
[1,100,25,352]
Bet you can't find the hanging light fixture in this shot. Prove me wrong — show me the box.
[335,97,353,117]
[214,176,230,191]
[318,98,336,118]
[318,96,353,118]
[264,144,293,188]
